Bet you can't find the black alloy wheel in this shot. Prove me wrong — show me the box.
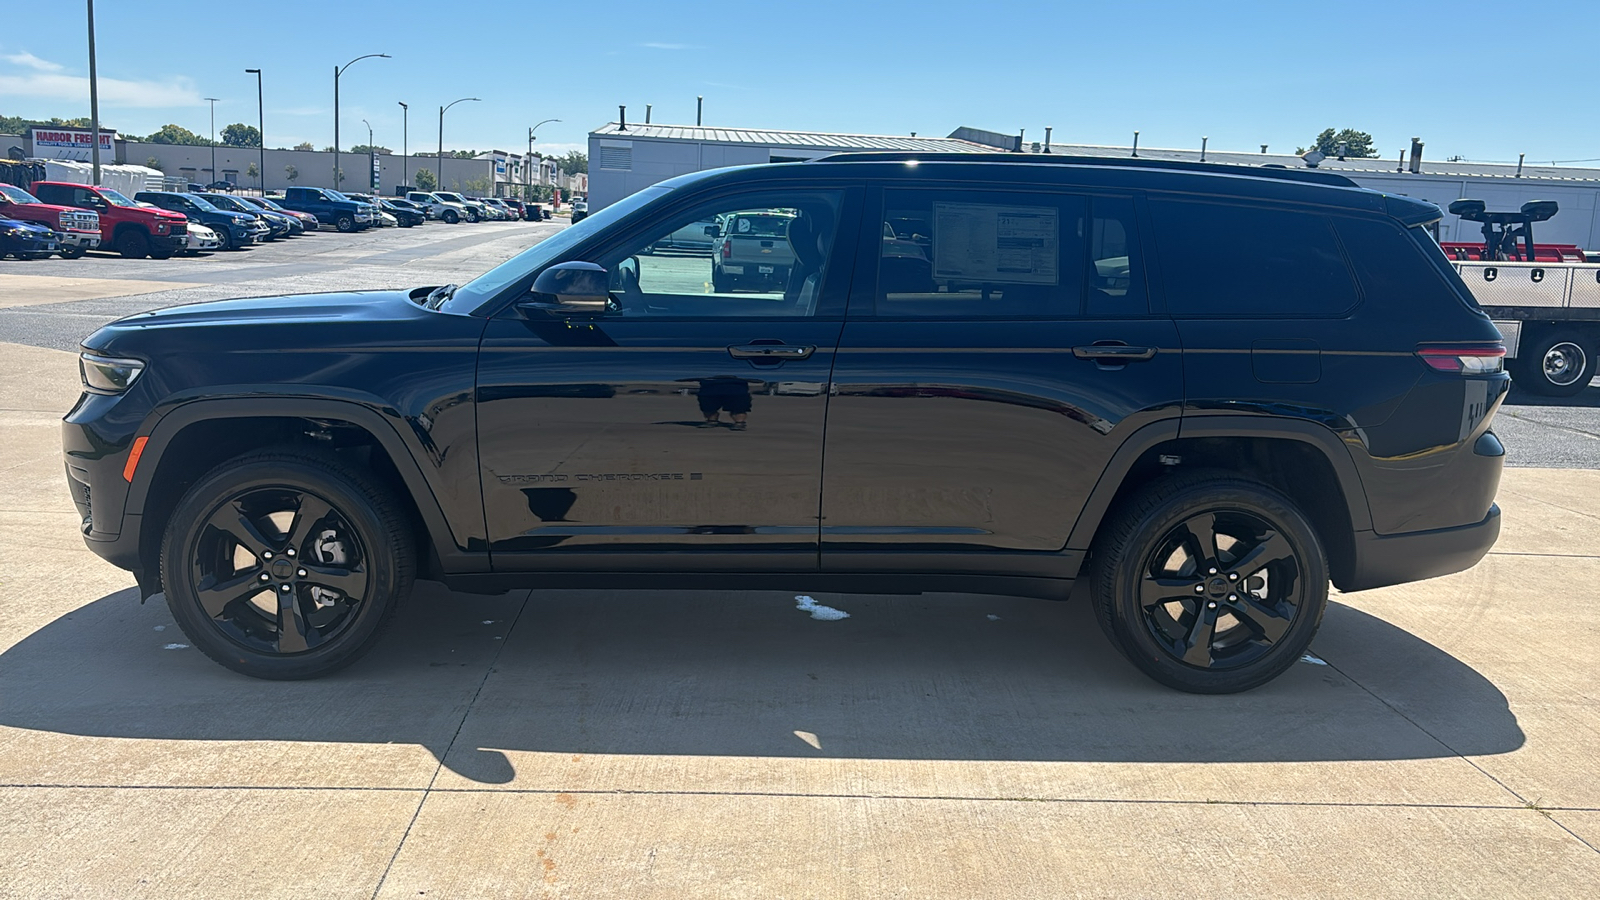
[1091,473,1327,693]
[336,215,356,233]
[161,451,414,679]
[117,229,150,259]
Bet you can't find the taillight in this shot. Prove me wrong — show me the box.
[1417,343,1505,374]
[721,239,731,259]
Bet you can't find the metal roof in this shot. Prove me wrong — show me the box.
[1022,141,1600,184]
[589,122,991,153]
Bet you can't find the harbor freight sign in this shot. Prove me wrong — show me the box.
[28,128,117,160]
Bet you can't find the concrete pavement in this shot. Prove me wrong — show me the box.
[2,240,1599,896]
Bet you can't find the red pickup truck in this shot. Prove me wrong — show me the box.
[0,183,103,258]
[29,181,187,259]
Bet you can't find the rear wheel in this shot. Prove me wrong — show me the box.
[1091,473,1328,693]
[161,451,415,680]
[1516,331,1594,397]
[116,229,150,259]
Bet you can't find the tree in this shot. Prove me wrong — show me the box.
[1299,128,1379,159]
[221,123,261,148]
[451,150,479,159]
[144,157,164,172]
[349,144,392,155]
[284,164,299,183]
[144,123,212,146]
[559,150,587,174]
[413,168,437,191]
[2,114,93,133]
[462,176,491,195]
[246,162,260,186]
[293,141,315,152]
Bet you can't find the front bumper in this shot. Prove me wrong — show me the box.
[2,232,61,253]
[151,233,186,253]
[1339,504,1501,592]
[58,230,101,249]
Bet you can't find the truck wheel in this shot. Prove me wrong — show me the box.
[465,209,480,223]
[117,229,150,259]
[160,450,415,680]
[213,228,233,252]
[712,269,732,293]
[336,215,356,233]
[1091,473,1328,694]
[1517,331,1594,397]
[59,246,87,260]
[443,210,459,224]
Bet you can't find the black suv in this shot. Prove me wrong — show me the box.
[62,155,1508,692]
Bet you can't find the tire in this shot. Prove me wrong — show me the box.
[160,450,416,680]
[465,209,479,223]
[1516,331,1594,397]
[1090,472,1328,694]
[712,268,731,293]
[59,246,87,259]
[443,210,459,224]
[213,228,234,252]
[336,215,356,233]
[116,229,150,259]
[149,247,175,260]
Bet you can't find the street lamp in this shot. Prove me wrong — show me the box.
[334,52,389,189]
[398,101,408,191]
[204,96,220,186]
[361,118,373,191]
[528,118,560,198]
[438,97,480,189]
[245,68,263,192]
[87,0,102,184]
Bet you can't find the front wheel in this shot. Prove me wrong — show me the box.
[1516,331,1594,397]
[465,209,479,223]
[1091,473,1328,694]
[116,229,150,259]
[160,451,416,680]
[335,215,356,233]
[59,246,88,259]
[442,210,459,224]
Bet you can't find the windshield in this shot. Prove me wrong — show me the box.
[181,194,221,212]
[0,185,41,204]
[203,195,247,212]
[443,186,671,314]
[99,189,137,207]
[326,190,352,201]
[257,198,286,211]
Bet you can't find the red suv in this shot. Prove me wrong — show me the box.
[0,183,102,258]
[29,181,187,259]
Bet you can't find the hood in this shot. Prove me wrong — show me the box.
[86,290,426,348]
[142,206,188,223]
[0,199,77,217]
[1,217,53,232]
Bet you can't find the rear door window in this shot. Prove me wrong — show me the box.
[1150,199,1360,317]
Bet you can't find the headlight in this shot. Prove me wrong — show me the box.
[80,353,145,395]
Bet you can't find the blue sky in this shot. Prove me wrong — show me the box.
[4,0,1597,165]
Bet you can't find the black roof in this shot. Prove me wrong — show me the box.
[809,151,1360,188]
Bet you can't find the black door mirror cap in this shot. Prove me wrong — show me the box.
[524,261,614,316]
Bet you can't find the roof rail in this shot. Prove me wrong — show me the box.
[806,151,1360,188]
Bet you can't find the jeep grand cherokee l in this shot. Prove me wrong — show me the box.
[63,155,1507,692]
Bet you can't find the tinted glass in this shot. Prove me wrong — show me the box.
[0,185,39,204]
[1086,196,1148,317]
[595,189,843,318]
[874,189,1085,318]
[1332,216,1465,313]
[1151,200,1359,317]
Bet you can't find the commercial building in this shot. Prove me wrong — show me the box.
[586,121,1600,249]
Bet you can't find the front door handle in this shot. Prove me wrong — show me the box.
[729,344,814,360]
[1072,344,1157,362]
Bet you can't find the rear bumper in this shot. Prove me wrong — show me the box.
[1339,504,1501,592]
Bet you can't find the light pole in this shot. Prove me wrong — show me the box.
[334,52,389,189]
[87,0,102,184]
[528,118,560,199]
[361,118,373,191]
[245,68,263,192]
[398,101,408,191]
[438,97,480,190]
[204,97,220,185]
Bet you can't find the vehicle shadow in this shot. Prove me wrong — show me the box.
[0,581,1523,784]
[1504,379,1600,408]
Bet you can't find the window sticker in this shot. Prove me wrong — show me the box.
[931,202,1059,285]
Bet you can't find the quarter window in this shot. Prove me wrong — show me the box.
[1150,200,1360,317]
[1086,196,1148,316]
[873,189,1086,318]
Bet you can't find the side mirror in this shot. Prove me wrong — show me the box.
[526,261,612,313]
[704,224,721,238]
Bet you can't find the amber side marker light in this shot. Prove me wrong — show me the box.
[123,436,148,482]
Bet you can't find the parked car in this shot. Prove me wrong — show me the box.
[184,222,222,255]
[61,154,1508,692]
[31,181,187,259]
[274,186,374,232]
[404,191,463,223]
[378,198,425,227]
[238,195,320,232]
[709,210,797,292]
[482,198,518,220]
[522,202,546,221]
[133,192,262,251]
[499,198,525,219]
[570,197,587,222]
[464,197,503,220]
[432,191,487,222]
[206,180,236,192]
[654,216,719,255]
[198,193,292,240]
[0,216,61,258]
[0,183,102,258]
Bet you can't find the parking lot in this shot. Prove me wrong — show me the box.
[2,222,1599,898]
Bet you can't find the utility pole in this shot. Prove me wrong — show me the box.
[398,102,408,192]
[334,53,389,189]
[362,118,373,192]
[87,0,103,184]
[204,97,220,184]
[246,68,264,192]
[528,118,560,201]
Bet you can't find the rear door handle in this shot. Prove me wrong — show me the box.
[1072,344,1157,361]
[728,344,815,360]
